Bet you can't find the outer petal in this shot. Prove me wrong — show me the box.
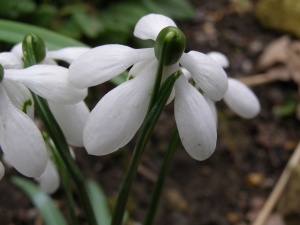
[2,79,34,119]
[0,85,48,177]
[134,14,177,40]
[0,52,23,69]
[83,60,158,155]
[69,45,154,88]
[47,47,91,64]
[35,159,60,194]
[10,43,23,58]
[207,51,229,68]
[48,101,90,147]
[223,78,260,119]
[0,161,4,181]
[203,94,218,125]
[5,65,87,104]
[174,76,217,161]
[180,51,228,101]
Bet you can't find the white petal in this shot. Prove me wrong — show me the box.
[181,67,192,80]
[134,14,177,40]
[203,94,218,125]
[41,58,57,65]
[0,52,23,69]
[48,101,90,147]
[47,47,91,64]
[0,161,4,180]
[174,76,217,161]
[2,79,34,119]
[223,78,260,119]
[0,85,48,177]
[5,65,87,104]
[83,60,158,155]
[207,51,229,68]
[180,51,228,101]
[10,43,23,58]
[35,159,60,194]
[69,45,154,88]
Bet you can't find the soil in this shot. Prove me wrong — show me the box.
[1,1,300,225]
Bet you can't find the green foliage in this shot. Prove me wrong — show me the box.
[86,180,111,225]
[0,0,195,46]
[274,98,298,117]
[0,19,87,50]
[11,177,68,225]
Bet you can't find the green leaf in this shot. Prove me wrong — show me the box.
[12,177,68,225]
[273,98,297,117]
[72,12,103,38]
[0,19,87,50]
[142,0,195,20]
[86,179,111,225]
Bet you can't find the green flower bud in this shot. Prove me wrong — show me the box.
[0,64,4,82]
[154,26,186,66]
[22,33,46,64]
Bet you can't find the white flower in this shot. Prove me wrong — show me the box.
[11,44,91,147]
[207,51,260,119]
[0,54,48,177]
[69,14,228,160]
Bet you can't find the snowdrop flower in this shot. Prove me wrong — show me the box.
[11,43,91,147]
[69,14,228,160]
[0,56,48,177]
[207,51,260,119]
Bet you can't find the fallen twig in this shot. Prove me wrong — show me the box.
[252,141,300,225]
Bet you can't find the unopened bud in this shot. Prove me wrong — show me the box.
[154,26,186,66]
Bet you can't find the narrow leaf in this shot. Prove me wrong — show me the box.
[86,179,111,225]
[0,19,87,50]
[12,177,68,225]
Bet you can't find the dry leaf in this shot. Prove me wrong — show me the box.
[258,36,291,70]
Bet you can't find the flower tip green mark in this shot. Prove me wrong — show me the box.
[22,33,46,65]
[154,26,186,66]
[0,64,4,82]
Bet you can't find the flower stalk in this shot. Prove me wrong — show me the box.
[110,70,182,225]
[22,34,97,225]
[144,129,180,225]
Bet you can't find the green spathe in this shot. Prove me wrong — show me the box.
[154,26,186,66]
[22,33,46,64]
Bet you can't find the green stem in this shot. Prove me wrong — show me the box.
[144,129,180,225]
[110,71,182,225]
[32,94,97,225]
[22,35,97,225]
[147,31,173,113]
[46,139,79,225]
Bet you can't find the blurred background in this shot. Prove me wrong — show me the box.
[1,0,300,224]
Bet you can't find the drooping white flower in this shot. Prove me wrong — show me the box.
[207,51,260,119]
[0,54,49,177]
[11,45,91,147]
[69,14,227,160]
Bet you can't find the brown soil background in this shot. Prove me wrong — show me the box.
[1,0,300,225]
